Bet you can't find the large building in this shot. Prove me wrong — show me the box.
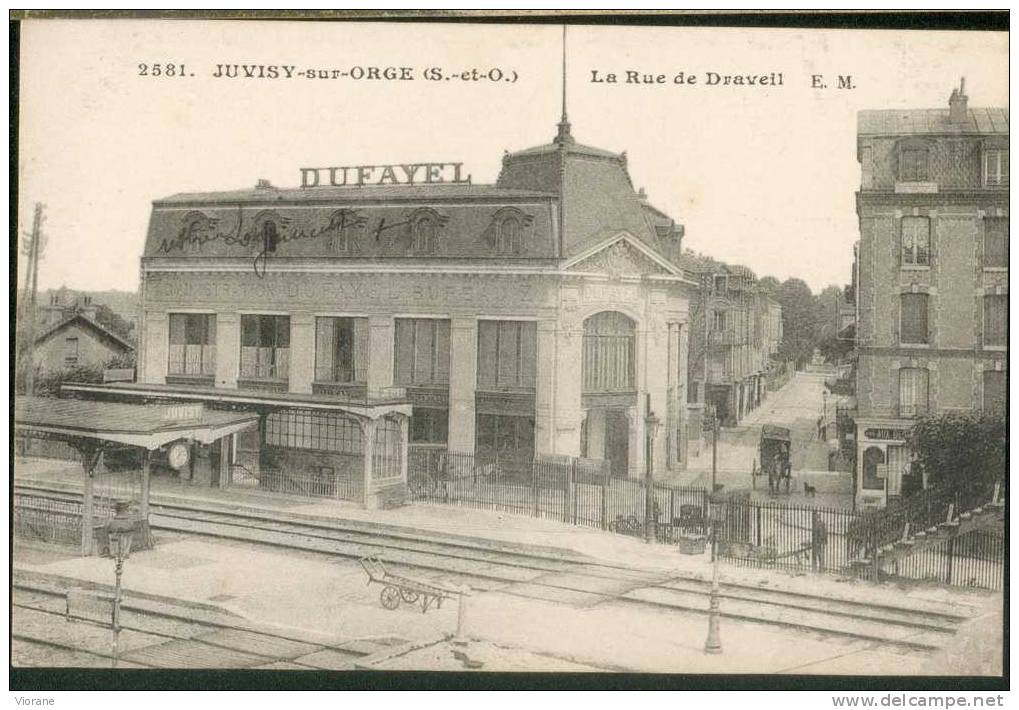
[685,261,783,432]
[853,80,1008,508]
[73,115,712,503]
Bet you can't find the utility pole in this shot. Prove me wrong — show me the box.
[20,203,46,396]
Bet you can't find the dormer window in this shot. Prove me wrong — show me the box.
[983,149,1009,186]
[899,148,929,182]
[412,215,437,254]
[497,216,522,255]
[713,275,727,294]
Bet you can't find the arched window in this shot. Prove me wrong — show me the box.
[497,216,521,254]
[412,215,437,254]
[862,446,886,491]
[583,312,636,393]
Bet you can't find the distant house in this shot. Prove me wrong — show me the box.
[33,313,134,376]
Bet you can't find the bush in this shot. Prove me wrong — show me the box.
[909,411,1006,491]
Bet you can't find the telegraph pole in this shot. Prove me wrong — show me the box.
[20,203,45,396]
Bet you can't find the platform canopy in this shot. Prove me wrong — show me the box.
[14,396,259,450]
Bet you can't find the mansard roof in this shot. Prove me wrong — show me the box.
[857,107,1009,137]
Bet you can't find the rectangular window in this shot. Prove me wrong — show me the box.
[168,313,216,376]
[239,314,290,380]
[64,337,79,366]
[984,149,1009,186]
[477,320,537,390]
[394,319,450,386]
[410,407,448,444]
[713,275,727,294]
[265,410,361,454]
[314,317,368,383]
[712,311,727,332]
[983,295,1007,347]
[899,149,929,182]
[984,218,1008,268]
[901,217,931,267]
[476,413,535,459]
[982,370,1006,413]
[900,294,929,345]
[898,367,929,417]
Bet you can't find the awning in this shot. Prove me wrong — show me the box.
[62,382,412,421]
[15,396,259,450]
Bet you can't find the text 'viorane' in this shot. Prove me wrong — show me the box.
[300,163,472,188]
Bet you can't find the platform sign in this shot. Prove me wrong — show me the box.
[66,588,115,628]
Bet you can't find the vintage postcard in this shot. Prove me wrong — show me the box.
[11,12,1008,694]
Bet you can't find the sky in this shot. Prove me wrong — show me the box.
[16,20,1008,294]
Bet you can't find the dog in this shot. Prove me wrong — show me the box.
[803,481,817,498]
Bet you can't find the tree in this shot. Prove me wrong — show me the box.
[775,278,818,365]
[908,411,1006,491]
[91,303,135,342]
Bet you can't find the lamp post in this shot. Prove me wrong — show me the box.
[104,499,137,668]
[704,506,723,655]
[644,402,662,544]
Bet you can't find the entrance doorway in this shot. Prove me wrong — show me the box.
[605,409,630,478]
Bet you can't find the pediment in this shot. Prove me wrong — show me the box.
[567,238,672,277]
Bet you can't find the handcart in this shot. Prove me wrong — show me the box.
[359,556,459,613]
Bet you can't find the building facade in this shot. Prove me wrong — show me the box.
[33,313,134,376]
[687,263,783,433]
[854,81,1008,508]
[93,118,706,501]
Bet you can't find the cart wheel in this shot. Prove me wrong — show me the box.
[400,589,420,603]
[380,586,401,610]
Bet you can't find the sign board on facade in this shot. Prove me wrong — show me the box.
[863,428,909,441]
[300,162,471,188]
[163,404,204,422]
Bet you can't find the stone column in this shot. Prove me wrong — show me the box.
[626,405,645,479]
[534,320,557,455]
[676,323,690,467]
[361,418,377,509]
[215,312,239,389]
[644,322,670,478]
[586,408,606,460]
[367,316,394,398]
[289,313,315,395]
[142,311,168,384]
[448,317,478,453]
[553,323,583,456]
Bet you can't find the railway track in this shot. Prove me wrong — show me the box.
[12,576,399,669]
[15,481,975,653]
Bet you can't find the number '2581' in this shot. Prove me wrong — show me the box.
[138,63,189,77]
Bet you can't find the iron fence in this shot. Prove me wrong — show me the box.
[257,466,362,501]
[13,494,113,547]
[407,448,706,534]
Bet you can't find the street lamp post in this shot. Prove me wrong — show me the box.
[704,516,723,654]
[644,400,662,544]
[104,499,137,669]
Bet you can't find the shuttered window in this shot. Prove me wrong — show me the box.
[314,317,369,383]
[984,149,1009,186]
[901,217,931,267]
[239,315,289,380]
[394,318,450,386]
[477,320,536,390]
[898,367,929,417]
[983,370,1006,413]
[983,295,1007,347]
[168,313,216,376]
[899,149,929,181]
[984,219,1008,268]
[900,294,929,345]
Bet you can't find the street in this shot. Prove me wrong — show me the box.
[674,371,851,506]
